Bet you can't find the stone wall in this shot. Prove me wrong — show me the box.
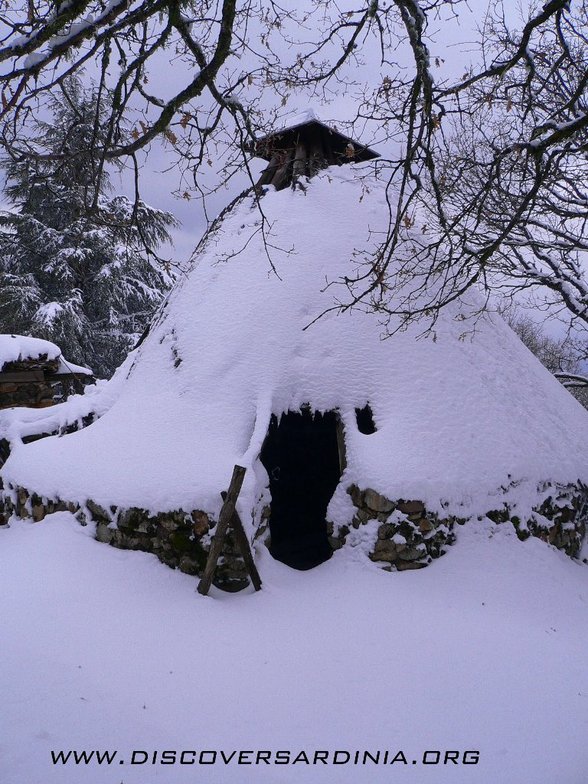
[0,487,258,592]
[0,356,59,409]
[327,486,457,570]
[326,482,588,569]
[1,480,586,590]
[0,355,91,410]
[484,484,587,558]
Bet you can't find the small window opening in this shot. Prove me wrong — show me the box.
[355,404,376,435]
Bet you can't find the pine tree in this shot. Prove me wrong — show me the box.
[0,80,177,378]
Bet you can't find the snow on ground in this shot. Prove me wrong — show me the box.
[1,512,587,784]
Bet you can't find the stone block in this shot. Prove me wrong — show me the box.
[117,507,149,530]
[396,499,425,515]
[347,484,364,507]
[86,499,110,523]
[96,522,114,544]
[396,560,428,571]
[378,523,395,539]
[418,517,435,533]
[370,539,398,562]
[191,510,210,536]
[397,545,427,561]
[31,504,45,522]
[157,515,182,533]
[364,489,395,513]
[178,555,201,576]
[75,508,88,525]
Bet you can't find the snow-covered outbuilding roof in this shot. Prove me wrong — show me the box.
[2,170,588,528]
[0,334,92,376]
[0,334,61,368]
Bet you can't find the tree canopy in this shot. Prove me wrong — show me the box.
[0,79,176,376]
[0,1,586,334]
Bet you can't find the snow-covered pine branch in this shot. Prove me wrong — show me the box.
[0,78,177,377]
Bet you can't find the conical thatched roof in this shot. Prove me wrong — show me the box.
[2,169,588,550]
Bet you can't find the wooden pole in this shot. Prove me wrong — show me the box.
[256,153,280,187]
[221,491,262,592]
[197,465,246,596]
[271,150,294,190]
[292,140,307,181]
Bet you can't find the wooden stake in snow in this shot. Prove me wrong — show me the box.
[197,465,262,595]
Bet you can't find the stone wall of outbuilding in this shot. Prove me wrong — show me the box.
[0,353,92,411]
[0,357,59,409]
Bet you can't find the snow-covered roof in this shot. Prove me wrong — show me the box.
[254,110,379,163]
[275,108,320,130]
[3,170,588,525]
[0,334,93,376]
[0,334,61,368]
[54,356,94,377]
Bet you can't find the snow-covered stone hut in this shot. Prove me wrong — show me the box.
[1,117,588,590]
[0,335,92,412]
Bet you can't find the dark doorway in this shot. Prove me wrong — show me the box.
[260,408,340,570]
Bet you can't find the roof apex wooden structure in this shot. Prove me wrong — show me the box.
[253,115,379,191]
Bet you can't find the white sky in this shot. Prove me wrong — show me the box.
[11,0,572,339]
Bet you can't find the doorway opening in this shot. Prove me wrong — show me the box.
[260,408,341,570]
